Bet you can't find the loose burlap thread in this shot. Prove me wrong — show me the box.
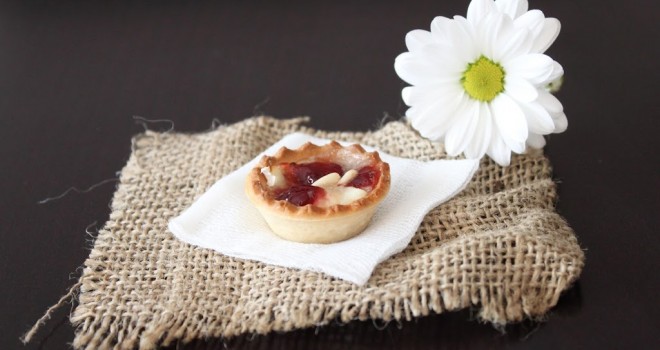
[62,116,582,349]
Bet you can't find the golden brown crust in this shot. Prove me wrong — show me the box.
[245,141,390,219]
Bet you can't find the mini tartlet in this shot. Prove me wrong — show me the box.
[245,141,390,244]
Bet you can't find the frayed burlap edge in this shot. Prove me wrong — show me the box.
[26,116,584,349]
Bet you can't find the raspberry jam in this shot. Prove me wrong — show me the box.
[282,162,344,185]
[275,185,326,206]
[347,166,380,190]
[274,161,380,206]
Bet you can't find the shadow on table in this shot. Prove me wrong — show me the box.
[165,283,582,350]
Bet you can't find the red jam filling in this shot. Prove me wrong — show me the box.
[347,166,380,189]
[281,162,344,185]
[274,185,326,206]
[274,161,380,206]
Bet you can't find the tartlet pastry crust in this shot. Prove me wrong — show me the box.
[245,141,390,243]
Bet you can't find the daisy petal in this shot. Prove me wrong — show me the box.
[464,103,492,159]
[394,52,443,86]
[408,90,466,141]
[531,18,560,53]
[467,0,496,25]
[445,101,480,156]
[551,111,568,133]
[481,12,513,59]
[420,44,471,76]
[543,61,564,85]
[505,76,538,102]
[493,24,532,61]
[503,53,554,85]
[401,87,413,105]
[495,0,529,19]
[537,89,564,114]
[519,100,555,134]
[451,16,480,63]
[424,92,470,140]
[513,9,545,34]
[405,29,434,52]
[430,16,453,41]
[406,103,443,139]
[526,133,546,148]
[491,93,527,153]
[402,83,460,107]
[487,127,512,166]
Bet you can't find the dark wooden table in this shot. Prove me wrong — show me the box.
[2,1,658,349]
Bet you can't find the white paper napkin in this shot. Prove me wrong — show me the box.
[168,133,479,285]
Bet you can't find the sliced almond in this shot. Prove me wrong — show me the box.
[312,172,341,187]
[337,169,358,186]
[261,166,285,187]
[335,187,367,205]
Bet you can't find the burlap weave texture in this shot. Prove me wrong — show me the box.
[71,116,584,349]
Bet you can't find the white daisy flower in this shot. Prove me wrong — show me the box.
[394,0,567,166]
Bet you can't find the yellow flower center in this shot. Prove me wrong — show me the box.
[461,56,505,102]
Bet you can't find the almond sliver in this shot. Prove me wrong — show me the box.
[312,172,341,187]
[337,169,358,186]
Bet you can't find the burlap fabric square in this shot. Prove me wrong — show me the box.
[69,116,584,349]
